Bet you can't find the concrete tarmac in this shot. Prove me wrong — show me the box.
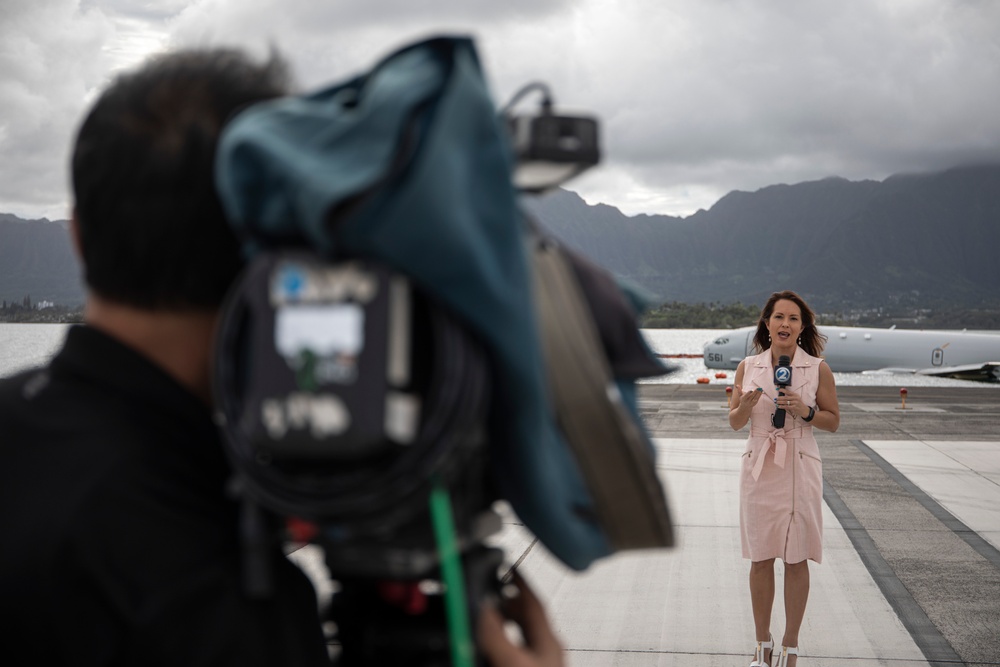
[289,385,998,665]
[492,385,999,667]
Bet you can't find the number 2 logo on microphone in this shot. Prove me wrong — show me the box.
[774,367,791,385]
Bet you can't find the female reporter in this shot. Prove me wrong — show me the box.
[728,291,840,667]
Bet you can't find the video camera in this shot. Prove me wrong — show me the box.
[212,72,601,665]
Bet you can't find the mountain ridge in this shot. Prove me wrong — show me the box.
[3,163,998,311]
[0,216,83,307]
[523,163,1000,310]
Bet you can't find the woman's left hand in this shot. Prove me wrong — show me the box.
[775,388,806,419]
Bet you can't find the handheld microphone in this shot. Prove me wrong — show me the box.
[771,355,792,428]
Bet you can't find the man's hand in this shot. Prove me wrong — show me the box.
[477,572,564,667]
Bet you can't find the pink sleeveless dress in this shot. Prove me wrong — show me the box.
[739,347,823,564]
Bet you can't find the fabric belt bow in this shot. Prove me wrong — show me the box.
[750,429,788,481]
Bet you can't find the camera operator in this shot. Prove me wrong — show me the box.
[0,47,562,666]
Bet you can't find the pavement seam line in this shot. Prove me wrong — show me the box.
[921,441,1000,492]
[822,478,963,667]
[853,439,1000,570]
[501,537,539,583]
[565,647,962,663]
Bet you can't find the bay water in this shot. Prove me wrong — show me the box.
[0,323,72,379]
[1,323,996,388]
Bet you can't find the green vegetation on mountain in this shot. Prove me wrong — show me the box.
[641,301,760,328]
[3,164,1000,329]
[0,303,83,323]
[640,301,857,329]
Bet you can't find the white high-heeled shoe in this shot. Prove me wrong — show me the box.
[749,635,773,667]
[774,645,798,667]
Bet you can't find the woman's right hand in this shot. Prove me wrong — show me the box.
[738,384,765,408]
[729,369,764,430]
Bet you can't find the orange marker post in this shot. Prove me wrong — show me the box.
[726,386,733,408]
[897,387,910,410]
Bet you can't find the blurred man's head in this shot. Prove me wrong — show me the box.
[71,48,290,310]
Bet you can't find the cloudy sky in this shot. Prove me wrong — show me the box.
[2,0,999,222]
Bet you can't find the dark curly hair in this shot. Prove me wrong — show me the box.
[71,48,291,309]
[751,290,827,356]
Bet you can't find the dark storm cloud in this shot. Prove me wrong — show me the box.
[2,0,999,219]
[0,0,113,220]
[566,0,1000,213]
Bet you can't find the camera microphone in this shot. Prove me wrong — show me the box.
[771,355,792,429]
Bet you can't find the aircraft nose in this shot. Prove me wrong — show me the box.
[703,342,723,368]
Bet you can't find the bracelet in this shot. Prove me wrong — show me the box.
[803,406,816,422]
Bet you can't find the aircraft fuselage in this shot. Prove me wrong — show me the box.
[703,325,1000,380]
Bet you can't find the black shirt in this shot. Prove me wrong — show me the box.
[0,326,331,665]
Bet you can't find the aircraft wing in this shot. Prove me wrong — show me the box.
[918,362,1000,382]
[875,362,1000,383]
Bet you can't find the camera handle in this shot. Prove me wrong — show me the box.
[324,481,504,666]
[429,479,474,667]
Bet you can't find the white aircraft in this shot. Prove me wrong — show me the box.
[703,325,1000,382]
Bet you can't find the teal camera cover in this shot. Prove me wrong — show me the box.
[215,35,670,570]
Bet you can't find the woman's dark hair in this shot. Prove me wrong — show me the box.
[71,48,291,309]
[751,290,827,356]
